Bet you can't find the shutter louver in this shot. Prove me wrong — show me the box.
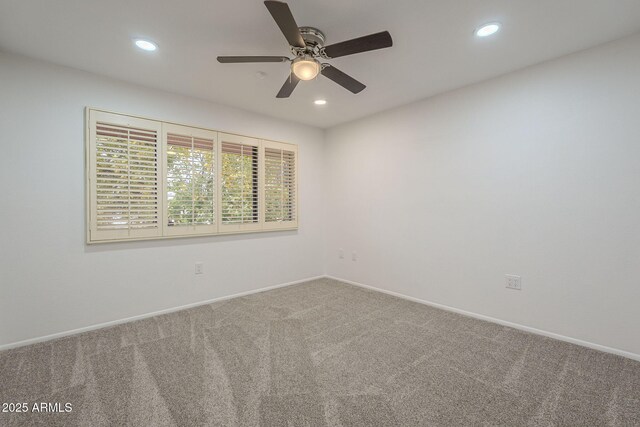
[265,147,296,223]
[91,116,161,241]
[221,140,259,225]
[165,128,216,235]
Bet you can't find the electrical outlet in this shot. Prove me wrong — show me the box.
[195,262,204,275]
[352,252,357,261]
[505,274,521,290]
[339,248,344,259]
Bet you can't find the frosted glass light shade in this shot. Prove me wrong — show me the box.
[292,57,320,80]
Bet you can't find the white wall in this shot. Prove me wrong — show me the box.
[325,34,640,356]
[0,53,325,347]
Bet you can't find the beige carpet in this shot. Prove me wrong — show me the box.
[1,278,639,426]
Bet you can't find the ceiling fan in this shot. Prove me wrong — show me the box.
[217,0,393,98]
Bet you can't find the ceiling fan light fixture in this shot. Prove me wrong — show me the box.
[292,56,320,81]
[218,1,393,97]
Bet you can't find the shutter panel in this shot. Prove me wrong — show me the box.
[264,143,297,228]
[164,124,217,236]
[88,111,162,242]
[219,133,261,232]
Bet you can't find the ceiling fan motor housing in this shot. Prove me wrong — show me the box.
[292,27,329,60]
[298,27,326,47]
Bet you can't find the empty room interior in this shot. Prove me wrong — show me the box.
[1,0,640,425]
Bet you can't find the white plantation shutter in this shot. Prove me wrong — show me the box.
[88,111,162,242]
[219,133,261,232]
[264,141,297,229]
[164,124,217,236]
[87,109,298,242]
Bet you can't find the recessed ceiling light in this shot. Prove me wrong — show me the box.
[475,23,501,38]
[314,99,327,105]
[134,39,158,51]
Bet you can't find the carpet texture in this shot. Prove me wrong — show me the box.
[1,278,639,426]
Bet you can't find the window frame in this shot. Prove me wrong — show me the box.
[86,108,298,243]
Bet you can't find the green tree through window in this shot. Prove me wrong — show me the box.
[221,143,258,223]
[166,134,215,226]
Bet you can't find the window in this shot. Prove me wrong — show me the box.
[87,109,298,242]
[164,124,217,236]
[219,134,260,232]
[88,113,162,242]
[264,141,297,228]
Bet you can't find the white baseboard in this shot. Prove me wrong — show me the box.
[0,275,325,352]
[5,274,639,362]
[326,275,640,362]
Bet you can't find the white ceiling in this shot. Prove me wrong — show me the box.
[1,0,640,128]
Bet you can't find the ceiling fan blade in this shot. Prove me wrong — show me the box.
[276,73,300,98]
[323,31,392,59]
[321,66,366,94]
[217,56,289,63]
[264,1,306,48]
